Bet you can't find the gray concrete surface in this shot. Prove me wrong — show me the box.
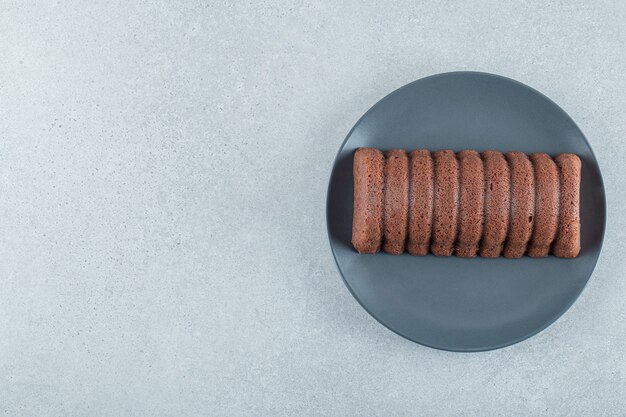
[1,1,625,415]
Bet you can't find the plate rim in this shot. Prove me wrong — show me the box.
[325,70,607,352]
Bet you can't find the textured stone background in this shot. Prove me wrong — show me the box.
[1,1,625,415]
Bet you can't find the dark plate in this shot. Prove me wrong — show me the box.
[326,72,606,352]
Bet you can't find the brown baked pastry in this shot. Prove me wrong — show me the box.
[407,150,434,256]
[352,148,385,254]
[431,150,459,256]
[456,150,485,258]
[351,147,581,258]
[383,150,409,255]
[528,153,559,258]
[480,151,510,258]
[503,152,535,258]
[553,153,581,258]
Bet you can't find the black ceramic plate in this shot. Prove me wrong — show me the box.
[326,72,605,352]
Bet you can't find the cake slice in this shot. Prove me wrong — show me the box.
[431,150,459,256]
[407,150,434,256]
[553,153,581,258]
[480,151,510,258]
[456,150,485,258]
[383,149,409,255]
[503,152,535,258]
[528,153,559,258]
[352,148,385,254]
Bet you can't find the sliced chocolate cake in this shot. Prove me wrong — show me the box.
[383,150,409,255]
[456,150,485,258]
[503,152,535,258]
[431,150,459,256]
[407,150,434,256]
[352,148,385,254]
